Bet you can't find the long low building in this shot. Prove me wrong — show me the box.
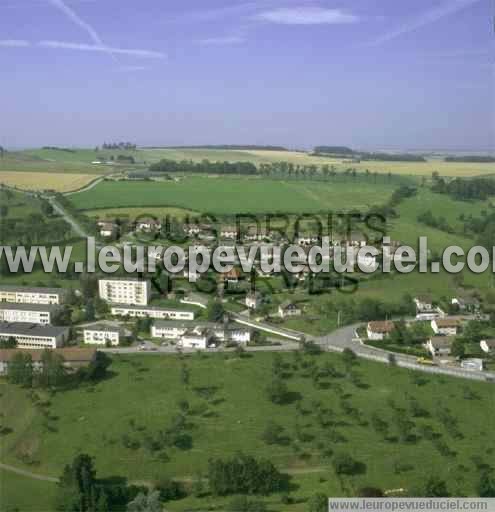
[0,285,66,305]
[0,303,60,325]
[111,304,195,321]
[0,348,96,375]
[151,320,250,345]
[0,322,69,349]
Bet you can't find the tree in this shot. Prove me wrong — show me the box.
[265,378,289,405]
[450,338,465,359]
[422,476,449,497]
[332,452,362,476]
[37,350,66,388]
[477,471,495,497]
[57,454,99,511]
[7,352,33,387]
[207,301,225,322]
[308,493,327,512]
[261,422,285,445]
[0,336,17,349]
[341,348,357,372]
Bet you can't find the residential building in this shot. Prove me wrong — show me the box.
[97,221,115,238]
[180,327,211,349]
[245,291,262,310]
[98,278,151,306]
[451,296,481,313]
[414,295,433,313]
[431,318,460,336]
[220,268,242,284]
[220,226,238,239]
[0,285,66,305]
[83,324,124,346]
[0,348,96,376]
[366,321,395,341]
[278,301,302,318]
[0,303,60,325]
[480,339,495,354]
[135,219,162,232]
[110,304,194,320]
[426,336,454,357]
[151,320,250,345]
[0,322,69,349]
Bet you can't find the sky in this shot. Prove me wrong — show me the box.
[0,0,493,150]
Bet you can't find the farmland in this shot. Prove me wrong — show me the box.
[68,176,396,214]
[0,171,97,193]
[1,352,494,511]
[2,148,494,181]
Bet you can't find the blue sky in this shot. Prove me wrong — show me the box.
[1,0,493,150]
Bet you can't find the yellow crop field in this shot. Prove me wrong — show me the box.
[0,171,96,192]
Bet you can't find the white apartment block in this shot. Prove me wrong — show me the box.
[111,304,194,321]
[0,303,59,325]
[98,278,151,306]
[0,285,66,305]
[83,324,123,346]
[0,322,69,349]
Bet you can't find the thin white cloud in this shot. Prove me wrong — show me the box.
[115,65,150,72]
[197,35,246,45]
[0,39,31,47]
[367,0,482,46]
[256,7,359,25]
[38,41,166,59]
[47,0,103,46]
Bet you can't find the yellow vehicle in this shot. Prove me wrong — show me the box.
[416,357,437,366]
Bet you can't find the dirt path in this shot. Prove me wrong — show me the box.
[0,462,59,483]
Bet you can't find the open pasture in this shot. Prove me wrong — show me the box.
[68,176,394,214]
[1,352,494,511]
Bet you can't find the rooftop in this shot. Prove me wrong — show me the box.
[368,320,395,333]
[429,336,454,348]
[434,318,460,328]
[0,285,66,295]
[111,304,194,313]
[83,323,124,333]
[0,322,69,337]
[0,303,60,312]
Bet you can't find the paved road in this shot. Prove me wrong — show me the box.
[46,196,90,240]
[0,462,59,483]
[312,325,495,383]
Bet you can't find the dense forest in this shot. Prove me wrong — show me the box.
[312,146,426,162]
[432,176,495,200]
[145,145,288,151]
[445,156,495,163]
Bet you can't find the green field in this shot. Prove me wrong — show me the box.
[0,469,58,512]
[68,176,395,214]
[1,352,494,511]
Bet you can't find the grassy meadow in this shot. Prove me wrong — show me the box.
[68,176,395,214]
[1,352,494,511]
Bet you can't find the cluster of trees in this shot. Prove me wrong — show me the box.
[151,145,287,151]
[432,176,495,201]
[208,453,289,496]
[460,210,495,250]
[387,320,430,346]
[8,350,111,389]
[312,147,426,162]
[149,158,258,175]
[147,158,405,184]
[445,156,495,163]
[100,142,137,150]
[325,295,416,325]
[42,146,76,153]
[417,210,453,233]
